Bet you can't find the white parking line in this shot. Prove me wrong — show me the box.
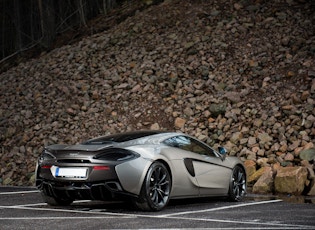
[157,199,283,217]
[13,200,91,207]
[0,216,129,220]
[0,205,134,217]
[158,215,313,229]
[14,203,47,207]
[0,190,39,195]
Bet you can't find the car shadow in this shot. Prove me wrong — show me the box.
[64,196,231,213]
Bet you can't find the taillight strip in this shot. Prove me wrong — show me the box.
[41,165,52,169]
[93,166,110,170]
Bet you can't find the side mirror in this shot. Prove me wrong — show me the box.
[218,147,227,160]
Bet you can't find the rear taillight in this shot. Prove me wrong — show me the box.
[41,165,52,169]
[93,166,110,170]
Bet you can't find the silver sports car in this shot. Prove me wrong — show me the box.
[36,131,246,211]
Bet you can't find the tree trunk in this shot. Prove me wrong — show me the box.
[13,0,22,50]
[78,0,87,27]
[38,0,55,49]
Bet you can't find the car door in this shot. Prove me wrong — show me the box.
[193,156,231,196]
[165,135,231,196]
[190,137,231,195]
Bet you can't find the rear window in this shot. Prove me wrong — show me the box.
[83,131,163,144]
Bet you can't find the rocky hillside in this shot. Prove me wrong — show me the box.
[0,0,315,193]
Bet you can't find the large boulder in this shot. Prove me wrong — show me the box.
[274,166,308,195]
[252,167,274,194]
[243,160,256,178]
[248,166,270,185]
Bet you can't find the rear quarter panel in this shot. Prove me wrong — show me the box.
[115,157,152,195]
[115,145,170,195]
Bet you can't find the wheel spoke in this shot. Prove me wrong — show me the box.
[158,172,167,184]
[237,171,244,183]
[149,166,170,205]
[152,190,159,203]
[233,184,240,197]
[232,168,246,199]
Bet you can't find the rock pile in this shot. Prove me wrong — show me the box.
[0,0,314,195]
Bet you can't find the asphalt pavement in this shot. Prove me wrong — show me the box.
[0,186,314,229]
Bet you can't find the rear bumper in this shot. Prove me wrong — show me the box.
[36,179,137,201]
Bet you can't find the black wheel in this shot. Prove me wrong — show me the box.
[40,191,74,206]
[134,162,171,211]
[228,165,246,201]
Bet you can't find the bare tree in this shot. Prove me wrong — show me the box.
[0,0,138,72]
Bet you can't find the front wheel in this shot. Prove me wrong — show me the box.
[134,162,171,211]
[228,165,246,201]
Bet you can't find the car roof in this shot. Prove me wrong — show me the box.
[82,130,175,145]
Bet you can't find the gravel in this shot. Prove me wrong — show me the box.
[0,0,314,186]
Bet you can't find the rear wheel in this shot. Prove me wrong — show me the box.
[228,165,246,201]
[40,191,74,206]
[134,162,171,211]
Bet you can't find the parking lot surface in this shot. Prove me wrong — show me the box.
[0,186,314,229]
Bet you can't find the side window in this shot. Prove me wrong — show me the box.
[164,136,215,157]
[163,136,190,148]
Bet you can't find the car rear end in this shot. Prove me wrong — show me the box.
[36,146,141,202]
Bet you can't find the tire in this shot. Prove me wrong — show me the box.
[134,162,171,211]
[41,191,74,206]
[228,165,246,201]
